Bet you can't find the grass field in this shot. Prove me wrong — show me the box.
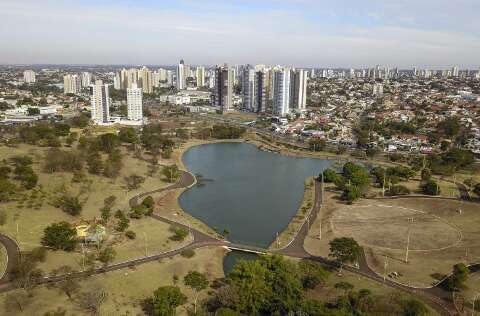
[0,144,187,273]
[307,269,439,315]
[304,192,480,287]
[459,272,480,316]
[0,246,227,316]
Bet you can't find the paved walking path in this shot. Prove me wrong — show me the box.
[0,167,476,315]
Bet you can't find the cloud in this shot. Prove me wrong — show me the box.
[0,0,478,68]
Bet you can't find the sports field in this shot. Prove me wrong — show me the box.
[305,193,480,287]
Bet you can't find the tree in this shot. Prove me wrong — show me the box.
[4,290,32,313]
[0,178,16,202]
[97,246,116,267]
[169,225,188,241]
[41,222,77,251]
[341,184,361,204]
[27,107,40,115]
[55,194,82,216]
[76,287,108,315]
[329,237,361,272]
[0,209,7,226]
[103,195,116,208]
[334,281,354,294]
[118,127,138,144]
[162,164,180,183]
[124,174,145,191]
[463,177,478,196]
[447,263,469,291]
[420,168,431,181]
[298,260,329,290]
[100,206,111,224]
[322,169,338,183]
[342,162,370,188]
[184,271,209,314]
[152,286,187,316]
[309,138,326,152]
[50,265,80,299]
[421,179,440,196]
[142,195,155,214]
[402,298,429,316]
[437,116,460,138]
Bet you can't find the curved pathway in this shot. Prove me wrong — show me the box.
[0,234,19,285]
[0,165,475,315]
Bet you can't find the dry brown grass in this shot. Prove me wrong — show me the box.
[304,192,480,287]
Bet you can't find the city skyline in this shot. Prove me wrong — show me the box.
[1,0,479,68]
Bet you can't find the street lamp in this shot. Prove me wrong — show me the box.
[473,293,480,316]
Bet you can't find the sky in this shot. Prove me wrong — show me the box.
[1,0,479,68]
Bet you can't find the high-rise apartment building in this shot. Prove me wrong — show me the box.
[64,74,81,94]
[90,80,110,124]
[127,83,143,122]
[81,72,92,88]
[273,67,292,116]
[372,83,384,97]
[177,60,186,90]
[214,64,233,112]
[242,66,255,111]
[138,66,153,94]
[254,71,266,113]
[196,66,205,87]
[452,66,459,77]
[290,69,308,111]
[23,70,36,83]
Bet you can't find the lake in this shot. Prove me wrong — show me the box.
[179,142,333,248]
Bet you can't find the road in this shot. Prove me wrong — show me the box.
[0,165,472,315]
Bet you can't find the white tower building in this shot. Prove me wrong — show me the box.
[177,60,186,90]
[64,74,81,94]
[23,70,36,83]
[81,72,92,88]
[273,68,292,116]
[90,80,110,124]
[127,83,143,122]
[196,66,205,87]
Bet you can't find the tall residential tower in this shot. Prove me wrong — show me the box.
[90,80,110,125]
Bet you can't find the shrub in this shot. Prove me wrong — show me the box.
[321,169,338,183]
[55,194,82,216]
[180,249,195,258]
[125,230,136,239]
[169,226,188,241]
[421,180,440,196]
[386,185,410,196]
[41,222,77,251]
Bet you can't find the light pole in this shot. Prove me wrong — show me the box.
[383,256,388,283]
[405,217,414,263]
[472,293,480,316]
[143,232,148,257]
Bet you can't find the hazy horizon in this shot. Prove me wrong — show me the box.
[1,0,479,69]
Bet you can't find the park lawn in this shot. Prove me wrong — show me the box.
[303,191,339,258]
[459,272,480,315]
[269,177,315,250]
[0,144,176,273]
[0,243,6,278]
[306,269,440,315]
[111,216,192,263]
[0,246,227,316]
[368,177,460,198]
[37,217,193,274]
[304,191,480,287]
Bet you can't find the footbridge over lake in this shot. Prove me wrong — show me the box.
[225,243,271,255]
